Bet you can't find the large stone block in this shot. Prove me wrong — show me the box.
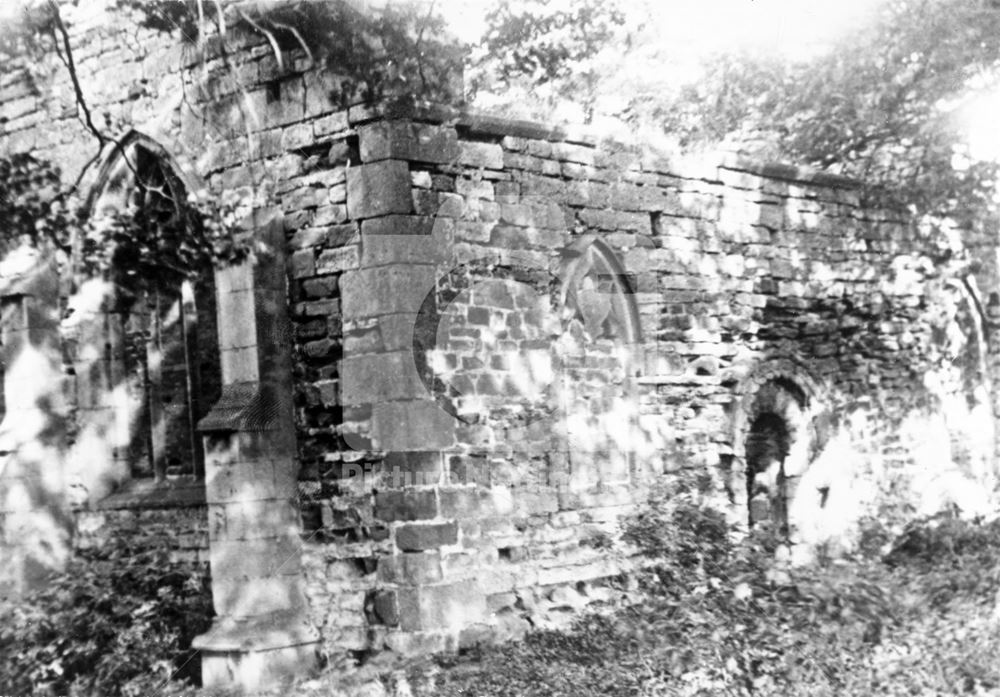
[375,489,438,522]
[340,265,436,319]
[383,451,444,487]
[340,351,425,405]
[361,214,434,236]
[438,487,489,517]
[371,400,457,451]
[458,141,504,170]
[361,218,454,267]
[377,552,443,585]
[209,536,303,579]
[212,575,307,618]
[395,522,458,552]
[346,160,413,219]
[316,245,360,274]
[359,120,459,164]
[396,579,487,631]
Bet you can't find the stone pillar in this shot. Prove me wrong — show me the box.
[192,210,319,690]
[341,126,457,457]
[340,121,489,644]
[0,252,72,598]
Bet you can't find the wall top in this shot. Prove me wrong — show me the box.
[347,99,865,192]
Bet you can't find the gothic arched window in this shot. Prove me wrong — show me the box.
[87,139,221,482]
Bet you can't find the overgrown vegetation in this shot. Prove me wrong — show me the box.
[473,0,1000,239]
[0,149,248,299]
[428,499,1000,696]
[114,0,465,107]
[0,535,214,697]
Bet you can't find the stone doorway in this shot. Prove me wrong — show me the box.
[731,366,821,544]
[745,411,791,537]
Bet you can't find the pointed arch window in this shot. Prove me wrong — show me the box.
[560,237,641,345]
[88,140,221,483]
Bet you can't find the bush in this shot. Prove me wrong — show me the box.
[0,534,213,696]
[432,501,1000,696]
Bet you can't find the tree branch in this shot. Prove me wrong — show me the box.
[238,9,283,71]
[267,17,313,68]
[48,0,105,147]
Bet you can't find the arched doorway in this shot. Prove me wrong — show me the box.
[745,411,791,536]
[731,366,820,541]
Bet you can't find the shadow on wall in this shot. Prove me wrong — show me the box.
[413,236,646,493]
[0,248,77,597]
[733,275,998,562]
[0,138,224,597]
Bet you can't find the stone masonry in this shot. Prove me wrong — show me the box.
[1,10,999,691]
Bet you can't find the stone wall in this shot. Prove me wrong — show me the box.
[1,7,999,683]
[75,502,210,567]
[278,108,1000,657]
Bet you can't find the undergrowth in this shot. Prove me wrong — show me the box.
[6,499,1000,696]
[0,534,214,697]
[431,500,1000,697]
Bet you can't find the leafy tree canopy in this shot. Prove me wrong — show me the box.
[472,0,1000,232]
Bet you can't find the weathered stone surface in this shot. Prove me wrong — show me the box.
[377,552,443,585]
[361,219,454,267]
[371,400,457,451]
[396,579,488,631]
[395,522,458,552]
[383,451,444,484]
[360,214,434,236]
[340,351,425,404]
[458,141,504,170]
[359,120,460,164]
[375,489,438,522]
[346,160,413,219]
[372,589,399,626]
[340,265,435,319]
[289,249,315,278]
[316,245,360,274]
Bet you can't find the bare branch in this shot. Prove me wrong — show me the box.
[237,9,283,71]
[214,0,226,36]
[47,0,105,147]
[267,17,313,68]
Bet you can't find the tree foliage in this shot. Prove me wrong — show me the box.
[0,149,245,298]
[115,0,465,106]
[475,0,1000,224]
[469,0,626,122]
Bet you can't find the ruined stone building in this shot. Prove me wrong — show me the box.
[1,3,999,690]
